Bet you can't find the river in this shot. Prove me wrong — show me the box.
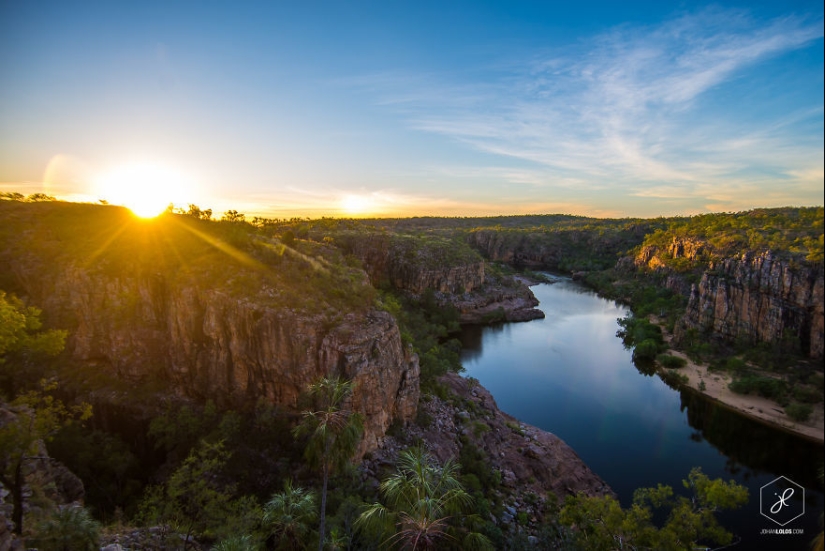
[459,276,823,550]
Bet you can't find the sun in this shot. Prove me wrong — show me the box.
[95,163,192,218]
[341,194,374,216]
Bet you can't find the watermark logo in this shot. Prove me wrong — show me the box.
[760,476,805,526]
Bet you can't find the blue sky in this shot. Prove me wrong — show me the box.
[1,1,822,218]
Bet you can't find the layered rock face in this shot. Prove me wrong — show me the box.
[467,228,640,271]
[14,267,420,455]
[341,234,485,294]
[676,252,824,358]
[468,230,563,268]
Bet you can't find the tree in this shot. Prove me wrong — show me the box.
[222,209,246,223]
[0,382,92,535]
[137,439,235,548]
[357,447,492,550]
[294,377,364,551]
[262,480,317,550]
[186,204,213,220]
[559,467,748,550]
[0,291,67,396]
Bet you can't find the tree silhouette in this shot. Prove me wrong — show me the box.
[294,377,363,551]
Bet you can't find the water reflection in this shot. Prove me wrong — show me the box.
[460,276,823,549]
[679,388,824,488]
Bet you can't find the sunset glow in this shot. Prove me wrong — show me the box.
[0,3,821,217]
[95,164,191,218]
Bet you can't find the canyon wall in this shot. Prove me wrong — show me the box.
[466,227,646,271]
[339,233,485,294]
[675,252,824,358]
[9,265,420,455]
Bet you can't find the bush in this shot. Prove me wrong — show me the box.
[657,354,687,368]
[729,374,787,400]
[33,506,101,551]
[724,358,748,372]
[633,339,662,361]
[785,403,813,422]
[792,385,822,404]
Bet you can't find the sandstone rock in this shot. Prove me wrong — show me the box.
[341,233,485,294]
[676,252,824,358]
[11,266,420,457]
[367,374,613,503]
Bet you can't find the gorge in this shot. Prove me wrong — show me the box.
[1,199,822,549]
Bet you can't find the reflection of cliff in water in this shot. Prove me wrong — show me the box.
[458,323,507,364]
[680,388,824,489]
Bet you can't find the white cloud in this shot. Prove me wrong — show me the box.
[344,8,823,214]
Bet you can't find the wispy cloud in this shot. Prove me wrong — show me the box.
[344,8,823,213]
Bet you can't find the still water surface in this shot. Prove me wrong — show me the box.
[460,276,823,549]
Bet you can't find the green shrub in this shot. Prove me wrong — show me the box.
[793,385,822,404]
[729,374,787,400]
[33,506,101,551]
[785,403,813,422]
[657,354,687,368]
[633,339,662,361]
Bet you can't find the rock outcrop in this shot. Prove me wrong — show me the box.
[363,374,612,504]
[676,252,824,358]
[338,232,544,322]
[467,227,644,272]
[9,266,420,456]
[0,404,86,551]
[450,278,544,323]
[339,233,485,295]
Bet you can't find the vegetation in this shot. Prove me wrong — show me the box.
[784,402,813,422]
[357,446,492,550]
[379,289,463,393]
[262,480,317,550]
[0,293,91,535]
[294,377,364,551]
[31,505,101,551]
[0,200,377,316]
[560,468,748,550]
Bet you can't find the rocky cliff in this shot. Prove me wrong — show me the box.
[363,374,612,511]
[336,231,543,322]
[338,233,485,295]
[0,202,421,456]
[13,266,420,455]
[467,226,647,272]
[675,252,824,358]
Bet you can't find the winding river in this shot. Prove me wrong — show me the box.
[459,276,823,550]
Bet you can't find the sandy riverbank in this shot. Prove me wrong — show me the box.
[519,274,824,443]
[660,340,824,444]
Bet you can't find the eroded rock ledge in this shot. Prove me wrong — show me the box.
[449,278,545,323]
[362,373,613,504]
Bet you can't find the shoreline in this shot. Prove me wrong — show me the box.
[509,271,823,444]
[662,346,824,444]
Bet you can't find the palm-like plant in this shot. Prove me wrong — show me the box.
[357,447,490,550]
[263,480,317,550]
[293,377,364,551]
[32,505,101,551]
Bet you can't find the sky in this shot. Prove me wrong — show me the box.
[1,1,823,219]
